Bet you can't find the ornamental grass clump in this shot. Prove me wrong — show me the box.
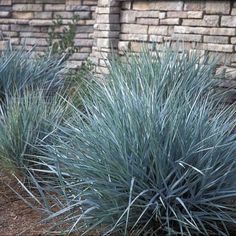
[29,48,236,235]
[0,45,65,102]
[0,90,68,172]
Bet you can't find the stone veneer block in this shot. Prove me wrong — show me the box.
[202,43,234,53]
[1,0,236,76]
[44,4,65,11]
[172,33,202,42]
[187,11,203,19]
[13,4,43,11]
[133,2,151,11]
[0,11,11,17]
[205,1,230,14]
[0,0,12,5]
[149,26,169,35]
[174,26,209,35]
[184,2,206,11]
[182,15,219,27]
[221,16,236,27]
[150,1,184,11]
[203,36,229,44]
[121,24,148,34]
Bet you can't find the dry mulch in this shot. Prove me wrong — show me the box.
[0,171,50,236]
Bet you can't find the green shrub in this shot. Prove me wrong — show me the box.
[47,15,79,56]
[23,48,236,235]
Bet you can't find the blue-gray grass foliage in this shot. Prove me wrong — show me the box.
[0,91,67,170]
[0,45,65,102]
[26,48,236,235]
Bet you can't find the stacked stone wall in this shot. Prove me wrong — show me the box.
[1,0,236,78]
[0,0,97,69]
[93,1,236,78]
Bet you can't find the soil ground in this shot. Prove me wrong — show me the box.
[0,172,50,236]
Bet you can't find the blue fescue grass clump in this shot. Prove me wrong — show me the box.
[23,48,236,235]
[0,45,70,171]
[0,45,65,102]
[0,90,68,170]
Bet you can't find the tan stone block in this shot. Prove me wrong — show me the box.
[172,34,202,42]
[133,2,150,11]
[121,24,148,34]
[74,39,93,47]
[160,18,180,25]
[231,37,236,44]
[45,4,65,11]
[11,24,40,32]
[137,11,159,18]
[167,11,187,18]
[0,0,11,5]
[149,26,168,35]
[184,1,205,11]
[210,28,235,36]
[120,33,148,41]
[16,0,37,2]
[187,11,203,19]
[221,16,236,27]
[53,11,74,19]
[29,20,53,26]
[94,30,119,38]
[12,12,33,19]
[2,31,18,37]
[85,19,95,25]
[183,15,219,27]
[66,5,90,11]
[0,18,29,24]
[96,38,118,48]
[159,12,166,19]
[120,11,136,23]
[149,35,163,43]
[20,32,48,37]
[205,1,230,14]
[203,15,219,27]
[174,26,209,34]
[12,4,43,11]
[130,42,143,52]
[232,8,236,15]
[151,1,184,11]
[22,38,48,46]
[83,0,97,5]
[202,43,234,53]
[203,36,229,44]
[137,18,159,25]
[0,11,11,17]
[34,12,52,19]
[66,0,82,5]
